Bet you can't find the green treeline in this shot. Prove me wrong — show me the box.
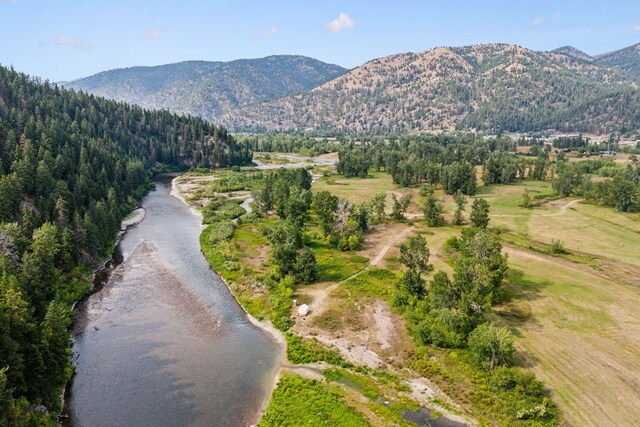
[553,157,640,212]
[0,65,251,423]
[334,134,640,213]
[335,134,550,190]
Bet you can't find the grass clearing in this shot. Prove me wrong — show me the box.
[259,374,370,427]
[310,239,370,282]
[343,267,399,303]
[527,203,640,268]
[314,171,397,204]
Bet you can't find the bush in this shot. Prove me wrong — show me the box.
[269,276,295,331]
[203,198,246,223]
[259,374,369,427]
[443,236,461,253]
[467,322,516,371]
[337,231,364,251]
[490,367,545,397]
[223,260,240,271]
[550,239,567,255]
[285,333,351,367]
[207,221,235,244]
[415,313,466,348]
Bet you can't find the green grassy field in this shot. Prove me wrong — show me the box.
[314,171,397,204]
[259,374,370,427]
[310,239,370,282]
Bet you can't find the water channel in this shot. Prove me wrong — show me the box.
[64,176,282,427]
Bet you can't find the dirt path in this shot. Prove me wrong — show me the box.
[540,199,582,217]
[306,225,415,318]
[493,198,582,218]
[346,225,415,281]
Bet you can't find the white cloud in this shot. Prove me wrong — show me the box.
[634,24,640,32]
[327,12,355,33]
[260,26,279,38]
[531,16,545,27]
[145,28,162,39]
[0,0,19,3]
[552,12,561,22]
[54,36,89,49]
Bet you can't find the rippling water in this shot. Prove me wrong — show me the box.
[65,176,282,427]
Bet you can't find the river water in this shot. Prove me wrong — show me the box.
[65,176,282,427]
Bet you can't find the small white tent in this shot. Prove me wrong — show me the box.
[297,304,310,316]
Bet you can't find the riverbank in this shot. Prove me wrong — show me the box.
[120,207,146,229]
[62,204,147,418]
[170,173,204,224]
[170,174,286,426]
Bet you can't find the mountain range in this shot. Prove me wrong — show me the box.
[63,56,346,121]
[64,43,640,134]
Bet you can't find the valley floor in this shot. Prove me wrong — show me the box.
[175,155,640,427]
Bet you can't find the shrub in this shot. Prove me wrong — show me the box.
[550,239,567,255]
[490,367,545,397]
[207,221,235,244]
[415,314,466,348]
[285,333,351,367]
[467,322,516,371]
[443,236,461,253]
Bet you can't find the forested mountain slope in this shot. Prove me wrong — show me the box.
[220,44,640,133]
[551,46,593,62]
[0,64,250,423]
[595,43,640,81]
[63,56,346,121]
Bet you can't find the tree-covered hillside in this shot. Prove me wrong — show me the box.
[551,46,593,62]
[221,44,640,134]
[595,43,640,81]
[0,64,250,423]
[63,56,346,121]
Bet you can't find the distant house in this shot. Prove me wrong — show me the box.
[297,304,310,317]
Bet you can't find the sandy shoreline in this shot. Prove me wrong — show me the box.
[121,207,146,229]
[169,174,286,426]
[169,174,205,226]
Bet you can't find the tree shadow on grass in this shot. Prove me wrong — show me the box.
[495,268,554,341]
[503,268,552,303]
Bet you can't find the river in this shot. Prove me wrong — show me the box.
[64,175,283,427]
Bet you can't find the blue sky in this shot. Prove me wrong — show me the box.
[1,0,639,82]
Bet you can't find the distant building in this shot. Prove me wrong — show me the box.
[297,304,310,317]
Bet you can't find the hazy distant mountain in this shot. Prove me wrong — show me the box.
[595,43,640,81]
[63,56,346,121]
[551,46,593,62]
[221,44,640,133]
